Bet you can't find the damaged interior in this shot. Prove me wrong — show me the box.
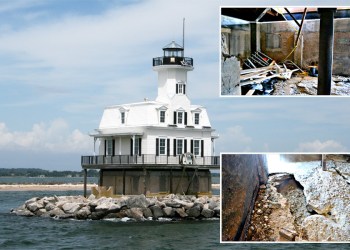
[221,153,350,242]
[221,7,350,95]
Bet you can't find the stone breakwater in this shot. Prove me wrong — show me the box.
[11,194,220,221]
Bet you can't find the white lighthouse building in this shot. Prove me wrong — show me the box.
[82,41,219,196]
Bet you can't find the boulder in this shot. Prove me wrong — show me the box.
[208,200,218,210]
[49,207,66,217]
[187,205,201,218]
[13,208,34,217]
[126,208,144,221]
[35,208,48,217]
[142,208,153,218]
[75,206,91,220]
[301,215,344,241]
[150,205,164,219]
[201,208,215,218]
[163,207,175,217]
[175,207,188,218]
[164,200,181,208]
[45,203,56,212]
[90,211,106,220]
[24,197,39,206]
[108,204,121,213]
[126,195,150,208]
[26,201,44,213]
[62,202,81,214]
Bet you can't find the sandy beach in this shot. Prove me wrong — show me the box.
[0,184,96,192]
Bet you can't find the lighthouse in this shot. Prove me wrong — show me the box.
[81,39,219,197]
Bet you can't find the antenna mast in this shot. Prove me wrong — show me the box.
[182,18,185,56]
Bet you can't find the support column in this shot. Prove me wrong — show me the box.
[83,168,87,198]
[93,138,97,156]
[250,22,259,54]
[317,8,337,95]
[132,135,136,156]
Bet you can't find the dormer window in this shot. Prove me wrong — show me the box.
[173,109,187,125]
[176,82,186,95]
[160,110,165,123]
[194,113,200,125]
[121,112,125,124]
[177,112,183,124]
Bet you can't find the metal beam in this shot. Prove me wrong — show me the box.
[317,8,337,95]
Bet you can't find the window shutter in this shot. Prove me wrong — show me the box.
[176,84,178,94]
[138,138,142,156]
[190,140,193,154]
[184,112,187,125]
[112,139,115,156]
[184,139,187,153]
[156,138,159,156]
[173,112,177,124]
[104,140,107,156]
[173,139,176,156]
[130,138,133,156]
[167,139,170,156]
[184,85,186,95]
[201,140,204,157]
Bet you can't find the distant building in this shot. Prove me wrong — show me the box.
[82,41,219,196]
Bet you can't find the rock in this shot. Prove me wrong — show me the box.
[35,208,48,217]
[164,200,181,208]
[187,205,201,218]
[62,202,81,214]
[126,208,144,221]
[88,194,96,200]
[279,227,297,241]
[301,215,345,241]
[90,211,106,220]
[150,206,164,219]
[13,208,34,217]
[173,199,193,209]
[208,200,218,210]
[25,197,39,206]
[95,202,111,212]
[126,195,150,208]
[45,203,56,211]
[142,208,153,218]
[26,201,44,213]
[75,206,91,220]
[49,207,66,217]
[163,207,175,217]
[213,207,220,217]
[175,208,188,218]
[108,204,121,213]
[256,209,263,215]
[201,208,214,218]
[260,185,267,189]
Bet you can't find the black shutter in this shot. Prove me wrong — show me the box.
[184,112,187,125]
[138,138,142,156]
[156,138,159,156]
[167,139,170,156]
[173,139,176,156]
[176,84,178,94]
[184,139,187,153]
[130,138,133,156]
[104,140,107,156]
[184,85,186,95]
[201,140,204,157]
[112,139,115,156]
[173,112,177,124]
[191,140,194,154]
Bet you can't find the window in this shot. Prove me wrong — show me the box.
[176,83,186,94]
[160,110,165,123]
[121,112,125,124]
[177,139,183,155]
[193,140,200,156]
[106,139,113,156]
[159,138,166,155]
[177,112,183,124]
[194,113,200,125]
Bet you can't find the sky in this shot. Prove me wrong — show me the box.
[0,0,350,170]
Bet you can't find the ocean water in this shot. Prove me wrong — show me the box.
[0,177,98,185]
[0,186,349,249]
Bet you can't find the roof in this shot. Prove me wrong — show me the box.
[162,41,183,50]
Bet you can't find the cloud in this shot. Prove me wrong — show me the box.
[296,140,347,152]
[216,125,252,152]
[0,119,91,153]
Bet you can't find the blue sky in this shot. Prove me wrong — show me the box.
[0,0,350,170]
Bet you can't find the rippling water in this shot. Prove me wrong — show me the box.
[0,190,349,249]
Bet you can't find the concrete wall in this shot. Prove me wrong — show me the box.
[224,18,350,75]
[101,168,212,195]
[222,154,268,241]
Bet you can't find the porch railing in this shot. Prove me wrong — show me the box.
[81,154,220,166]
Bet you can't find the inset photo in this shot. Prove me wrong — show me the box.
[221,8,350,96]
[221,153,350,242]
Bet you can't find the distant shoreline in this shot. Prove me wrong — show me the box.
[0,184,96,191]
[0,183,220,192]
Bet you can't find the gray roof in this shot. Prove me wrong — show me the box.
[162,41,183,50]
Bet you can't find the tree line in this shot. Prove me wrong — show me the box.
[0,168,99,177]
